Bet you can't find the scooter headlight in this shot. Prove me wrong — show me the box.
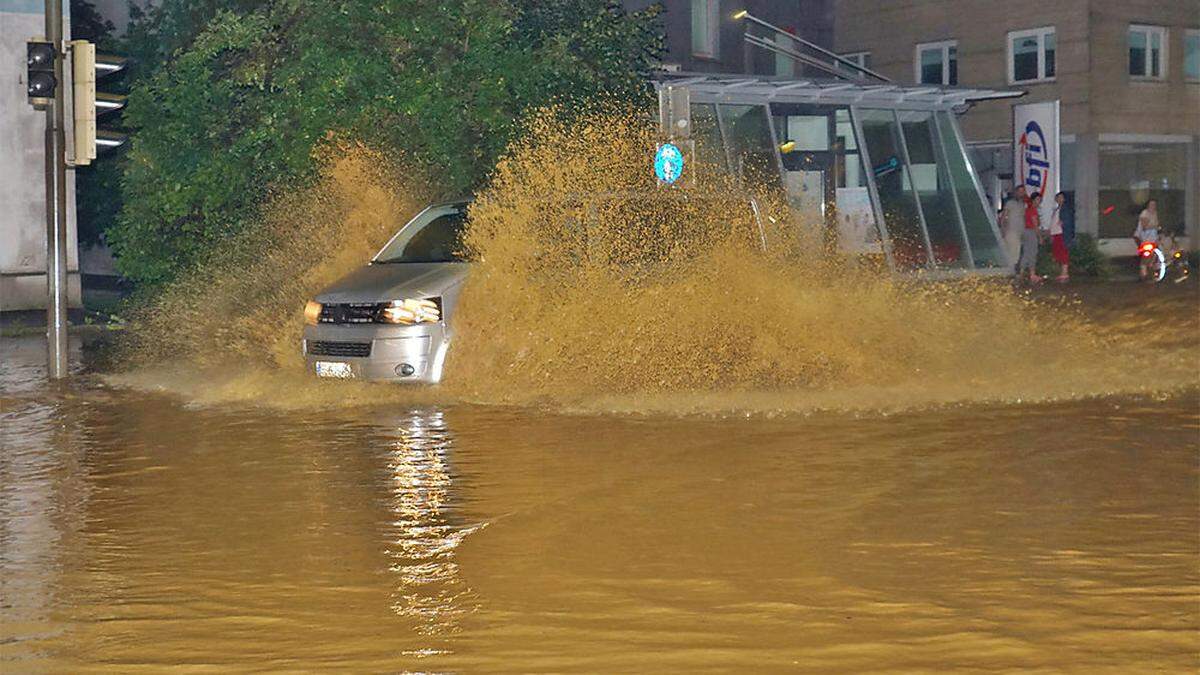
[378,298,441,324]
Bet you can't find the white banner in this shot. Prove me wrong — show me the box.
[1013,101,1060,206]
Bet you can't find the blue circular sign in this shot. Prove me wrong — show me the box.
[654,143,685,184]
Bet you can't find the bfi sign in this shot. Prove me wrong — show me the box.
[1018,121,1050,197]
[1013,101,1060,202]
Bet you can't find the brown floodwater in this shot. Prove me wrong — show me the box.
[2,283,1199,672]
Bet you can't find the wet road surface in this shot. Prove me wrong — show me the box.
[2,284,1198,672]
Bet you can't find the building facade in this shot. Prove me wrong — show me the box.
[627,0,835,76]
[834,0,1200,251]
[1,0,81,311]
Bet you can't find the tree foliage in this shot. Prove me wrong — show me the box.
[69,0,116,44]
[106,0,664,286]
[71,0,117,246]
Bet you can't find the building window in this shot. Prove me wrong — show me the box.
[691,0,719,58]
[1129,24,1167,79]
[1008,27,1056,83]
[915,40,957,85]
[1184,30,1199,81]
[838,51,871,78]
[775,35,795,77]
[1098,142,1188,239]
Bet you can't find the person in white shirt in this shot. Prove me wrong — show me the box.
[1133,199,1160,281]
[1001,185,1027,273]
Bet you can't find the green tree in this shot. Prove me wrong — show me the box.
[69,0,115,43]
[106,0,663,287]
[71,0,117,247]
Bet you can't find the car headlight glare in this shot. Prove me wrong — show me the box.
[379,298,441,324]
[304,300,323,326]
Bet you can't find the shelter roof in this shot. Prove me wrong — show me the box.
[655,72,1024,111]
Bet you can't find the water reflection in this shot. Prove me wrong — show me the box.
[378,410,482,649]
[0,336,90,659]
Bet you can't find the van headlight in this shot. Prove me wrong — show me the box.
[378,298,441,324]
[304,301,323,326]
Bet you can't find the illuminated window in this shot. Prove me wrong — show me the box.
[1008,26,1056,83]
[691,0,719,58]
[1098,142,1187,238]
[1129,24,1167,79]
[1183,29,1199,81]
[915,40,957,85]
[775,35,795,76]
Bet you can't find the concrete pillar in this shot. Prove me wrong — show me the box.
[1187,135,1199,245]
[1074,132,1099,237]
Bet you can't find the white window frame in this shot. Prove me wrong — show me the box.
[914,40,957,85]
[840,51,871,68]
[691,0,720,59]
[1128,24,1168,80]
[1183,28,1199,82]
[837,51,871,77]
[1007,26,1056,84]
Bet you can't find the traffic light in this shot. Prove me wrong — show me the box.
[68,40,127,165]
[71,40,95,163]
[27,40,56,107]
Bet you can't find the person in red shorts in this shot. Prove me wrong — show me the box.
[1048,191,1070,282]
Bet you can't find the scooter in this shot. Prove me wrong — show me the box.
[1138,236,1191,284]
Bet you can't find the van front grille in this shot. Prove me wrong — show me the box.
[307,341,372,358]
[318,303,380,324]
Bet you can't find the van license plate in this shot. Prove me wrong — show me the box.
[315,361,354,378]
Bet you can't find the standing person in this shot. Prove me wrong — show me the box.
[1060,192,1076,248]
[1018,192,1044,284]
[1133,198,1160,281]
[1001,185,1027,272]
[1049,192,1070,282]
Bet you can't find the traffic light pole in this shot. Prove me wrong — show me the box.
[44,0,69,379]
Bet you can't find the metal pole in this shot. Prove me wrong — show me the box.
[743,34,851,82]
[736,11,891,83]
[45,0,69,379]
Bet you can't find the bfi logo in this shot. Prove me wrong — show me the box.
[1018,120,1051,200]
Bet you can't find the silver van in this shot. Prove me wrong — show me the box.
[303,193,774,382]
[301,201,469,383]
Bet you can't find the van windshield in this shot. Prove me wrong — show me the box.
[373,207,468,264]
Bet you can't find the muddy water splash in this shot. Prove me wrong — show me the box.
[112,145,456,408]
[444,110,1195,412]
[121,144,429,370]
[113,113,1196,414]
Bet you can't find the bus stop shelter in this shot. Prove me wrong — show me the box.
[655,73,1024,275]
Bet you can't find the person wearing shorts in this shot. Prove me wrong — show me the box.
[1133,199,1160,281]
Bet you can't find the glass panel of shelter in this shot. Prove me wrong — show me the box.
[934,111,1007,268]
[898,110,971,269]
[856,109,931,270]
[688,102,728,176]
[687,98,1003,273]
[765,102,884,258]
[717,104,783,193]
[770,103,834,231]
